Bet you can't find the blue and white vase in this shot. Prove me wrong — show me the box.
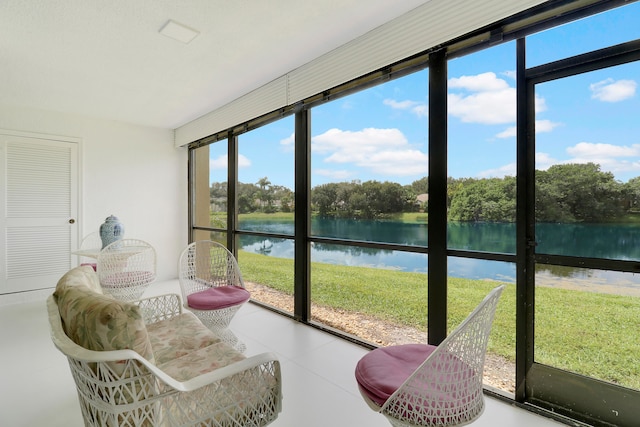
[100,215,124,249]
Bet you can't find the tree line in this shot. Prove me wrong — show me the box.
[210,163,640,223]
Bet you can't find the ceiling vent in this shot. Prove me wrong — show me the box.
[159,20,200,44]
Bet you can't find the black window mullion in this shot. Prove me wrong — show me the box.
[294,109,311,322]
[515,37,536,401]
[427,48,447,346]
[187,147,195,242]
[228,133,238,254]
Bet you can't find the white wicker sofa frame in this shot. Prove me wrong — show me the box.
[48,266,282,427]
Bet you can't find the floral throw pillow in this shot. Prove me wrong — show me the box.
[56,265,104,295]
[54,285,155,366]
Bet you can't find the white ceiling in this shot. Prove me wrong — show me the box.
[0,0,430,129]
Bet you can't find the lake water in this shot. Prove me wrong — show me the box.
[238,218,640,291]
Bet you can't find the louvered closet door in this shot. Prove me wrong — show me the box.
[0,134,78,294]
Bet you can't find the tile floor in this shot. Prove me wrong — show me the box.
[0,280,568,427]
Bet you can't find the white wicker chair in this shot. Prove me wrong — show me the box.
[179,240,250,352]
[79,231,102,271]
[97,238,157,301]
[47,293,282,427]
[355,285,505,427]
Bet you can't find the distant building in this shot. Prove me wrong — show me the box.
[416,194,429,204]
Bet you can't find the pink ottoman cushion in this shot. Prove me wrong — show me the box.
[187,286,250,310]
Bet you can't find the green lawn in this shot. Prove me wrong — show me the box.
[238,250,640,390]
[238,212,295,221]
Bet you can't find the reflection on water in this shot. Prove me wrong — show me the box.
[536,266,640,296]
[536,223,640,260]
[239,219,640,291]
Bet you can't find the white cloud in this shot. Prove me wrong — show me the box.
[587,157,640,176]
[314,128,405,155]
[535,152,559,171]
[448,72,547,125]
[237,154,252,168]
[501,70,517,80]
[478,162,516,178]
[341,100,355,110]
[535,143,640,179]
[566,142,640,159]
[449,72,510,91]
[480,142,640,180]
[494,118,561,139]
[535,120,561,133]
[448,71,515,125]
[448,90,516,124]
[495,127,516,139]
[280,133,295,152]
[480,153,556,178]
[312,127,428,177]
[357,148,429,175]
[590,78,637,102]
[383,98,428,118]
[495,119,560,139]
[412,104,428,118]
[383,99,418,109]
[563,142,640,176]
[210,154,251,169]
[210,155,226,169]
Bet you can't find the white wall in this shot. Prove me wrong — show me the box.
[0,105,188,281]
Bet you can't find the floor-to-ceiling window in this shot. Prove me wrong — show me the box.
[191,120,297,316]
[191,140,227,244]
[188,2,640,425]
[235,118,296,315]
[307,69,430,344]
[447,40,519,395]
[522,5,640,424]
[533,61,640,390]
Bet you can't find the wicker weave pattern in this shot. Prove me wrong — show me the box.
[79,232,102,270]
[67,358,281,427]
[160,361,281,426]
[136,294,183,324]
[97,239,157,301]
[179,241,249,352]
[48,293,282,427]
[362,285,505,427]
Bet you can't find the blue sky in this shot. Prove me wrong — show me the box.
[212,3,640,189]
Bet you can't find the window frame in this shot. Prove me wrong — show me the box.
[187,2,640,425]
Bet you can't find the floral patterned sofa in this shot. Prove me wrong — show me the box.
[48,265,282,426]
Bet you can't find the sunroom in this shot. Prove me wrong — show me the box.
[1,1,639,426]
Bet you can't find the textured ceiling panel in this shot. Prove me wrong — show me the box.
[0,0,428,129]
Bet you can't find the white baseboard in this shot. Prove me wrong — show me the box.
[0,288,53,307]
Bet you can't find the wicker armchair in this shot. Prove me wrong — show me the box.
[355,285,505,427]
[97,238,157,301]
[47,292,282,427]
[179,240,250,352]
[78,231,102,271]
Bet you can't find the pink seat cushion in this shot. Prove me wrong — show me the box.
[80,262,97,271]
[355,343,437,406]
[187,286,250,310]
